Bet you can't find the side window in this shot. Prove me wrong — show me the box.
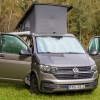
[88,37,99,53]
[1,35,28,54]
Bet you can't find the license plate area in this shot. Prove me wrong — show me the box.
[67,85,85,90]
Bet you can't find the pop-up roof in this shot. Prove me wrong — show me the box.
[16,3,72,34]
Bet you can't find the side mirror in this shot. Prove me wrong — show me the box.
[19,49,31,56]
[89,50,98,56]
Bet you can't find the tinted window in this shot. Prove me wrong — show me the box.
[88,37,99,53]
[1,35,27,54]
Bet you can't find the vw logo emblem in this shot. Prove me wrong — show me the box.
[73,67,79,74]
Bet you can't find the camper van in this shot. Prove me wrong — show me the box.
[0,3,98,94]
[15,3,98,94]
[0,31,98,94]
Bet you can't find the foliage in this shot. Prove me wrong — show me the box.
[66,0,100,48]
[0,0,100,48]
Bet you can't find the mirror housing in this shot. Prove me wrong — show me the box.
[89,50,98,56]
[19,49,31,56]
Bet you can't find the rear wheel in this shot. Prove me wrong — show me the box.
[30,73,39,95]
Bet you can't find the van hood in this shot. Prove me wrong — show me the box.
[37,53,93,67]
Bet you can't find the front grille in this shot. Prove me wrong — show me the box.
[57,66,91,72]
[53,66,93,80]
[54,73,93,80]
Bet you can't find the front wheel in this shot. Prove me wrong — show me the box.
[30,73,39,95]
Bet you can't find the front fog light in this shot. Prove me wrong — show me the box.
[91,65,97,72]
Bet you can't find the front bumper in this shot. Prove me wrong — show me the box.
[36,66,98,93]
[40,79,98,93]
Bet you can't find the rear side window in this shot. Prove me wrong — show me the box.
[1,35,28,54]
[88,37,100,53]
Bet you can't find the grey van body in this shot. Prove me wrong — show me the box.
[0,32,98,93]
[28,33,98,93]
[15,3,98,93]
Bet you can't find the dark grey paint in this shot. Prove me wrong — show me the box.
[35,54,92,66]
[16,3,72,34]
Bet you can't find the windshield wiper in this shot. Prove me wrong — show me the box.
[38,52,84,54]
[66,52,84,54]
[38,52,62,54]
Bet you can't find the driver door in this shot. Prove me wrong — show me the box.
[0,34,31,84]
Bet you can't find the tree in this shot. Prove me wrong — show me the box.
[66,0,100,48]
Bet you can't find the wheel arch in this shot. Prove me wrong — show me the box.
[30,70,40,87]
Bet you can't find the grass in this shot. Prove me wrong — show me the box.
[0,78,100,100]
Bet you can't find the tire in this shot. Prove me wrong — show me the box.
[30,73,39,95]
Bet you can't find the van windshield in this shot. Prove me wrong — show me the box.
[36,36,85,53]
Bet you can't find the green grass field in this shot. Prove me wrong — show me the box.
[0,77,100,100]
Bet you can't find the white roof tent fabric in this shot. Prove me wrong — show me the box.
[16,3,72,34]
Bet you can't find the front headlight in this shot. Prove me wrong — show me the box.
[40,64,58,73]
[91,65,97,72]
